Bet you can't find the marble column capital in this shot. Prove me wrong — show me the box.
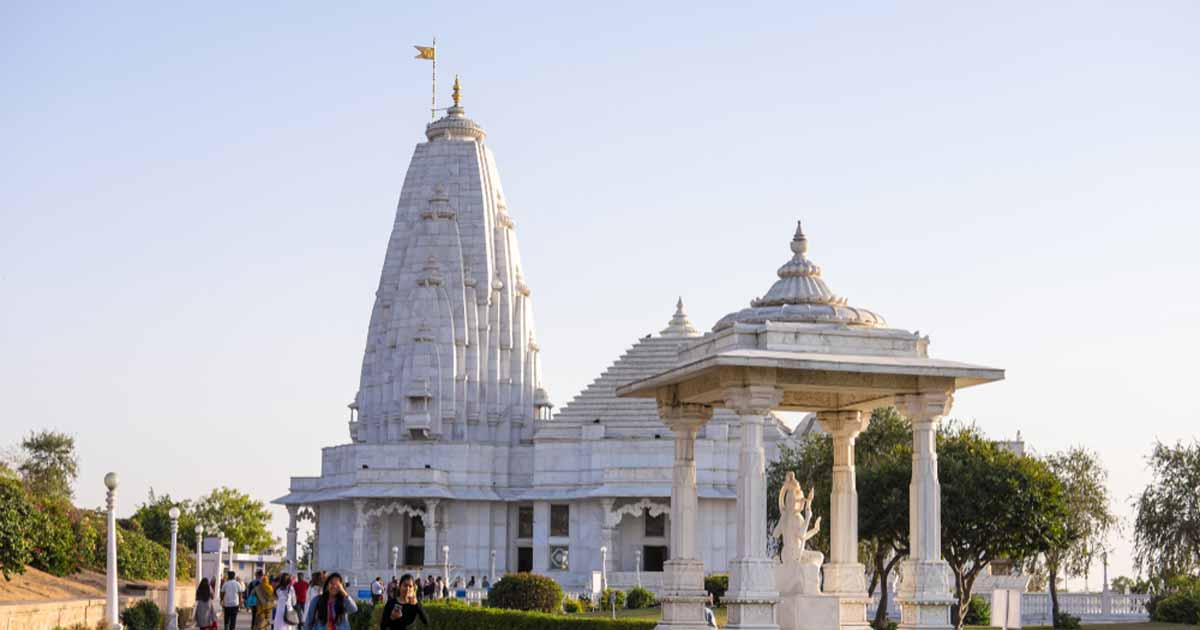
[723,385,783,417]
[656,401,714,432]
[816,409,869,438]
[895,391,954,424]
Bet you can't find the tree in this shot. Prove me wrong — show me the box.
[854,408,912,629]
[940,423,1068,629]
[19,430,78,500]
[767,407,912,628]
[299,529,315,570]
[193,487,276,553]
[131,490,199,551]
[1110,575,1138,594]
[0,477,35,579]
[1133,439,1200,580]
[1027,447,1118,626]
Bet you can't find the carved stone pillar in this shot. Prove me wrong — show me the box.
[423,499,441,571]
[312,506,321,570]
[532,501,550,573]
[599,498,616,589]
[286,505,299,574]
[656,401,714,630]
[351,500,367,581]
[724,385,783,630]
[816,410,872,630]
[894,392,955,630]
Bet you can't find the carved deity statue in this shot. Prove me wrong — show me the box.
[773,471,822,565]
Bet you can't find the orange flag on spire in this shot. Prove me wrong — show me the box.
[414,45,435,60]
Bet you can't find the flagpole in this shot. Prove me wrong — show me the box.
[431,36,437,119]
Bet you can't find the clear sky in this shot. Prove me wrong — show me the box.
[3,1,1197,587]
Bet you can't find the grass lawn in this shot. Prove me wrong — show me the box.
[576,611,1195,630]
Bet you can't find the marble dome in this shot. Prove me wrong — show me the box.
[712,221,886,331]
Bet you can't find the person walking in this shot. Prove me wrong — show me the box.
[194,578,219,630]
[304,573,357,630]
[380,574,427,630]
[294,573,309,618]
[304,572,324,623]
[274,573,299,630]
[252,572,276,630]
[371,577,384,604]
[247,571,264,630]
[221,571,244,630]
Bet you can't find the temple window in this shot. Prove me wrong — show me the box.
[550,504,570,537]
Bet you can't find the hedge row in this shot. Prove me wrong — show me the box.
[423,602,655,630]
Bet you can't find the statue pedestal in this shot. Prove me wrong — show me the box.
[776,554,871,630]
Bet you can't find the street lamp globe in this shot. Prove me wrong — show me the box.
[194,525,203,534]
[169,507,180,520]
[104,472,118,490]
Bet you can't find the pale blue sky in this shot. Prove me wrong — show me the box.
[3,2,1198,585]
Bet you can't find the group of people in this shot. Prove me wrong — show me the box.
[190,570,363,630]
[368,574,491,604]
[187,565,505,630]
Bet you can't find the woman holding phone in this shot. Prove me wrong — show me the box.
[379,574,427,630]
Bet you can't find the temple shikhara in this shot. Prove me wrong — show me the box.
[277,83,1004,630]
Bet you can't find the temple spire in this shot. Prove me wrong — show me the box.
[661,297,700,337]
[452,75,461,107]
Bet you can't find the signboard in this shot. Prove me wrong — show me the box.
[357,589,372,600]
[202,537,227,553]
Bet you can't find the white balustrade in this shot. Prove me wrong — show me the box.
[867,590,1150,625]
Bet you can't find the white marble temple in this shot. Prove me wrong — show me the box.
[275,96,803,592]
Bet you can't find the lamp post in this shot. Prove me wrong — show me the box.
[599,546,608,593]
[489,549,496,585]
[165,507,180,630]
[194,526,203,585]
[392,546,399,580]
[1102,551,1109,593]
[442,545,450,595]
[104,473,122,630]
[634,548,642,588]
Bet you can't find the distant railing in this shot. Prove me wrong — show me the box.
[867,590,1150,625]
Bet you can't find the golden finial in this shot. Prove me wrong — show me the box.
[452,75,461,107]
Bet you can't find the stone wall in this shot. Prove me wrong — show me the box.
[0,586,196,630]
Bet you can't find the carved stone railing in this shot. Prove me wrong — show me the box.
[867,591,1151,624]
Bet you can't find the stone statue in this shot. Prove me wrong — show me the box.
[774,471,822,565]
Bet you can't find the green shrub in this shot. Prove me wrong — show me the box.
[101,523,192,581]
[366,599,385,630]
[1150,584,1200,624]
[562,598,581,613]
[349,600,376,630]
[963,594,990,626]
[600,588,625,611]
[174,607,193,629]
[120,600,163,630]
[625,586,655,609]
[422,601,655,629]
[870,621,897,630]
[489,573,564,613]
[0,477,34,579]
[29,498,80,576]
[1053,612,1081,629]
[73,513,102,570]
[704,574,728,606]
